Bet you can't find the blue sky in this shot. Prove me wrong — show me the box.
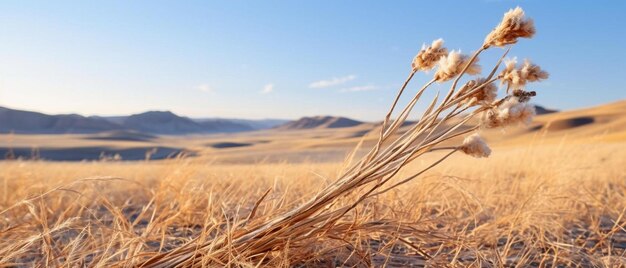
[0,1,624,120]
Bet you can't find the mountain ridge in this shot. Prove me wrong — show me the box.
[276,116,364,130]
[0,103,573,134]
[0,106,285,135]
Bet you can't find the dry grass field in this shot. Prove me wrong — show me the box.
[2,7,626,267]
[1,101,626,267]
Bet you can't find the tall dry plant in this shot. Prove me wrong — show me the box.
[140,6,548,267]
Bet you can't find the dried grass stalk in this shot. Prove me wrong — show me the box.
[139,6,548,267]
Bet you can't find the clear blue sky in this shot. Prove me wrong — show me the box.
[0,1,624,120]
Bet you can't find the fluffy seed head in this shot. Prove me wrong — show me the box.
[461,78,498,106]
[484,7,535,48]
[512,89,536,102]
[501,58,548,90]
[481,96,536,128]
[520,59,549,83]
[460,133,491,158]
[412,39,448,71]
[457,80,478,96]
[434,50,481,82]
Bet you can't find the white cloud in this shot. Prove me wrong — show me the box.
[309,75,357,89]
[260,83,274,94]
[340,85,378,93]
[195,84,213,93]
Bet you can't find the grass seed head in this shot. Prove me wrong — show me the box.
[481,96,536,128]
[460,133,492,158]
[501,58,548,90]
[484,6,535,48]
[461,78,498,106]
[512,89,537,102]
[434,50,481,82]
[520,59,549,83]
[412,38,448,72]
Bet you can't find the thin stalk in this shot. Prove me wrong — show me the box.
[368,149,458,198]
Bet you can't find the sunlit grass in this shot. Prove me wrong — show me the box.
[1,142,624,266]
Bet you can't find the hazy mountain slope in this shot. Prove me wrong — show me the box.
[534,105,558,115]
[277,116,363,130]
[196,118,289,130]
[0,107,277,135]
[0,106,121,134]
[120,111,210,134]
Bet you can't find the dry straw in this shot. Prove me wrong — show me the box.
[140,6,548,267]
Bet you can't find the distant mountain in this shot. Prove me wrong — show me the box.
[277,116,363,130]
[4,105,561,135]
[534,105,558,115]
[0,106,122,134]
[0,106,283,135]
[120,111,212,134]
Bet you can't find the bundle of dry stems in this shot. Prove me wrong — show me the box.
[139,6,549,267]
